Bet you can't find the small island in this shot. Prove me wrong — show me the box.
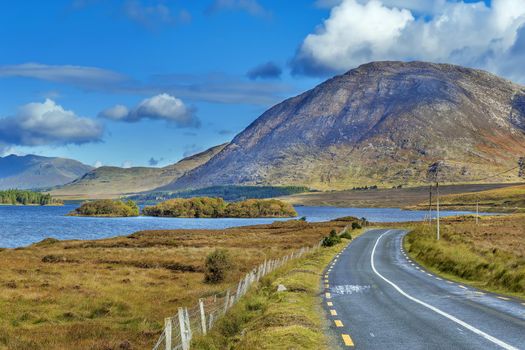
[0,189,63,206]
[142,197,298,218]
[68,199,139,217]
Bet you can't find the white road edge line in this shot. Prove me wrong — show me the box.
[371,230,518,350]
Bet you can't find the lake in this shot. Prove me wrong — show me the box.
[0,204,486,248]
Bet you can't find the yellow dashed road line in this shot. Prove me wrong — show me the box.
[325,283,330,288]
[497,296,510,301]
[330,309,338,316]
[342,334,355,346]
[327,301,333,306]
[325,292,331,299]
[459,285,468,290]
[334,320,344,327]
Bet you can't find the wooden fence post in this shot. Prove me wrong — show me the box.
[199,298,207,335]
[164,317,172,350]
[178,308,190,350]
[223,289,230,314]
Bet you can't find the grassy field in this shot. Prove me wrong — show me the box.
[192,229,364,350]
[414,184,525,213]
[404,214,525,299]
[279,183,520,208]
[0,219,354,350]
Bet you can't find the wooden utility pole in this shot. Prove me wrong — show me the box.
[428,184,433,224]
[436,181,440,240]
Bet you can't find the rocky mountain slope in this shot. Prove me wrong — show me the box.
[0,154,93,190]
[51,144,227,198]
[169,61,525,190]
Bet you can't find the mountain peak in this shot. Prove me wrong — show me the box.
[170,61,525,190]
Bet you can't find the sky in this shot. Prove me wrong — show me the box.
[1,0,524,168]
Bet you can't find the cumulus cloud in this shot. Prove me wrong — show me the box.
[94,160,103,168]
[0,99,103,147]
[292,0,525,82]
[99,93,200,127]
[206,0,270,17]
[247,62,282,80]
[0,63,127,88]
[122,160,132,168]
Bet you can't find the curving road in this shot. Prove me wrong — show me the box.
[323,229,525,349]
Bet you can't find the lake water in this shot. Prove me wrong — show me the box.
[0,205,486,248]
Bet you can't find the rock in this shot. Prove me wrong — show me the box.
[277,284,287,292]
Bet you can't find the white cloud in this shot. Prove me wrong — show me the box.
[0,99,103,147]
[0,63,127,88]
[94,160,103,168]
[292,0,525,82]
[99,93,200,127]
[122,160,132,168]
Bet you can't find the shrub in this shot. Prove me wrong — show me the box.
[321,229,341,247]
[351,222,362,230]
[204,249,232,284]
[340,230,352,240]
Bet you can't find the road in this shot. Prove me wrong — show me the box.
[323,229,525,349]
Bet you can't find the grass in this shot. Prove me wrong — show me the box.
[423,184,525,213]
[191,228,365,350]
[404,214,525,300]
[0,219,355,350]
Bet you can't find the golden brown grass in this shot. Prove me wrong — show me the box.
[0,220,350,350]
[405,214,525,299]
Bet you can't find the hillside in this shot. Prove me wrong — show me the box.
[51,144,227,199]
[168,61,525,191]
[416,183,525,213]
[0,154,92,190]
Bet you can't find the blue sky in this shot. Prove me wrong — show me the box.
[1,0,523,168]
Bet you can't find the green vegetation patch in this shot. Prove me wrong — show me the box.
[405,217,525,298]
[127,185,311,204]
[0,189,62,206]
[68,199,139,217]
[142,197,297,218]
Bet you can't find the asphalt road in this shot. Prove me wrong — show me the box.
[323,229,525,349]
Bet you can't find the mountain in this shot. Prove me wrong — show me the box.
[169,61,525,190]
[0,154,93,190]
[51,143,228,199]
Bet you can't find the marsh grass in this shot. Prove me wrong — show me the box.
[0,220,349,349]
[405,215,525,299]
[191,228,365,350]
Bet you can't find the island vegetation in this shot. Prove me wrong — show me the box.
[68,199,139,217]
[142,197,297,218]
[0,189,62,206]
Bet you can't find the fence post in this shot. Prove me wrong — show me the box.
[178,308,190,350]
[223,289,230,314]
[164,317,172,350]
[184,308,192,345]
[199,298,207,335]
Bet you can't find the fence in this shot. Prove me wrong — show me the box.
[152,242,322,350]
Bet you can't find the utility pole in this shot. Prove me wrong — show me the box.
[428,184,433,225]
[476,200,479,225]
[436,180,440,240]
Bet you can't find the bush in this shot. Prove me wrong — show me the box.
[340,230,352,240]
[321,229,341,247]
[204,249,232,284]
[351,222,362,230]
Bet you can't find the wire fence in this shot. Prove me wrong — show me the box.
[152,241,323,350]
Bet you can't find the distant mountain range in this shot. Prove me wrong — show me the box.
[0,154,93,190]
[50,144,227,198]
[169,61,525,190]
